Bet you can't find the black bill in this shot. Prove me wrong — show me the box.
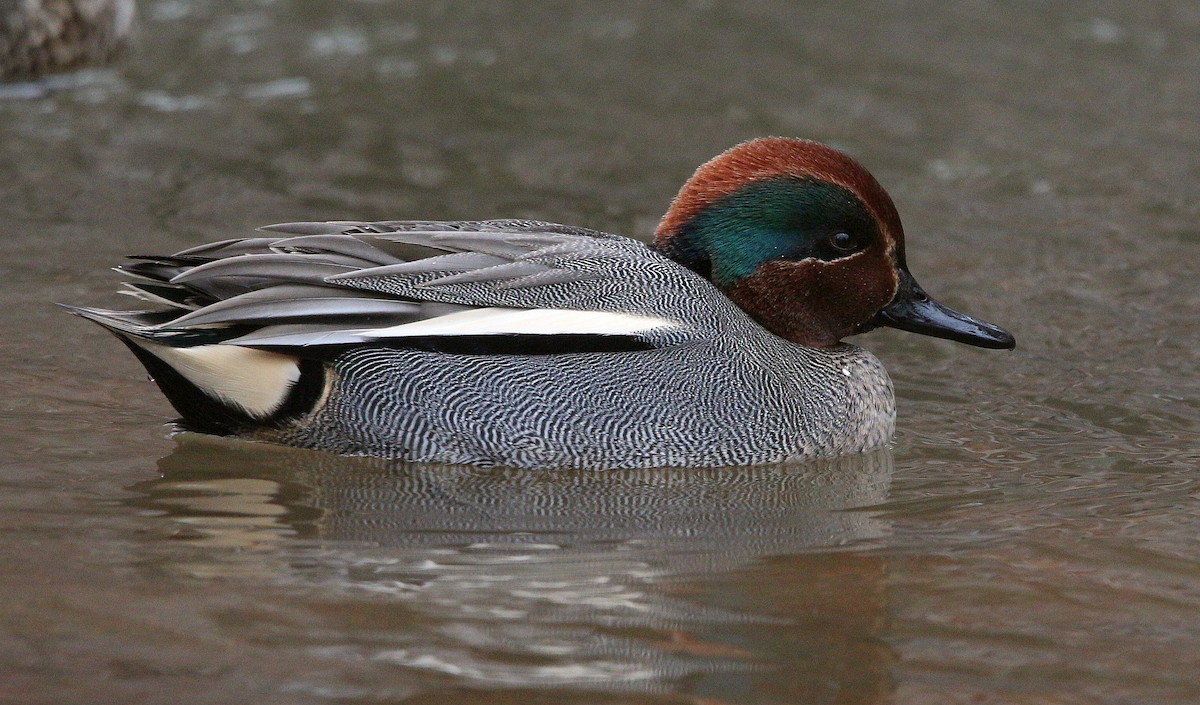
[872,269,1015,349]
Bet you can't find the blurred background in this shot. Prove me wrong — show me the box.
[2,1,1199,703]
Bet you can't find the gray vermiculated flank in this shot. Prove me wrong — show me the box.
[277,340,894,468]
[79,219,897,469]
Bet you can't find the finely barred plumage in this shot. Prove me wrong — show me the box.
[66,139,1013,469]
[274,329,894,467]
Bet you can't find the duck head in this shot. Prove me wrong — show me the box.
[655,138,1015,350]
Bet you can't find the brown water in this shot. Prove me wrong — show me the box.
[3,2,1199,703]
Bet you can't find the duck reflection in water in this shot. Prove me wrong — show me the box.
[128,437,897,703]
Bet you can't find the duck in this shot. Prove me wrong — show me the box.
[66,138,1015,469]
[1,0,134,80]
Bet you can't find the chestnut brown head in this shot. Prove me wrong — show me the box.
[655,138,1014,350]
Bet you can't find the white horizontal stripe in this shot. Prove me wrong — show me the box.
[359,307,675,339]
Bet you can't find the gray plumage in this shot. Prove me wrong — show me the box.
[68,219,896,469]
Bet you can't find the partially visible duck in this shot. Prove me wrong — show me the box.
[1,0,134,80]
[66,138,1014,469]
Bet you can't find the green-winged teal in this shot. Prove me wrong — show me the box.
[67,138,1014,468]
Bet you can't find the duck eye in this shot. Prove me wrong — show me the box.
[829,232,858,252]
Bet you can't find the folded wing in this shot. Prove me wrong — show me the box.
[72,219,718,356]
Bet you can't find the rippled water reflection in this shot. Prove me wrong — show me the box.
[123,438,894,701]
[3,1,1200,703]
